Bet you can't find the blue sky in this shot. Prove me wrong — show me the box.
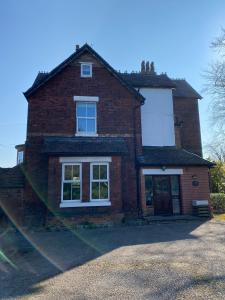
[0,0,224,167]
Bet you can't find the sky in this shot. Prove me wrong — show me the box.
[0,0,225,167]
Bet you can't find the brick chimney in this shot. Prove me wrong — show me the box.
[141,60,145,73]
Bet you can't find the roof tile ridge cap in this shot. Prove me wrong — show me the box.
[181,148,208,160]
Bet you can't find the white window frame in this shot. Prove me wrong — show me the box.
[61,163,82,204]
[81,63,92,78]
[76,102,97,136]
[17,151,24,164]
[90,162,110,202]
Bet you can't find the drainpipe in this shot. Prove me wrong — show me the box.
[133,96,144,218]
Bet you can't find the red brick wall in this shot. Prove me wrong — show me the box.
[180,167,210,214]
[27,53,141,138]
[173,97,202,156]
[24,51,142,216]
[47,156,123,215]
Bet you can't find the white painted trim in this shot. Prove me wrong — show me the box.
[74,96,99,102]
[61,163,82,203]
[90,162,110,202]
[142,168,183,175]
[75,133,98,137]
[80,63,92,78]
[60,201,111,208]
[76,102,97,135]
[60,157,112,163]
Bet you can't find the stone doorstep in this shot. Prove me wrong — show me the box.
[143,215,210,223]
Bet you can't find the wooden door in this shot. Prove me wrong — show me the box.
[153,176,172,215]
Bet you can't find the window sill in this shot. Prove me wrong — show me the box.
[60,201,111,208]
[75,133,98,137]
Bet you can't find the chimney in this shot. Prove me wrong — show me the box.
[141,60,145,73]
[150,61,156,74]
[75,44,80,51]
[146,61,150,73]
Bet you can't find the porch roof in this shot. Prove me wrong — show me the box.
[42,136,128,156]
[138,146,214,167]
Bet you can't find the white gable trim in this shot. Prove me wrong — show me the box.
[74,96,99,102]
[142,168,183,175]
[60,157,112,163]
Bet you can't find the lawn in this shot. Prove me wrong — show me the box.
[213,213,225,221]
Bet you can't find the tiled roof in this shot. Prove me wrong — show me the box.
[42,136,128,155]
[0,166,25,188]
[172,79,202,99]
[120,73,176,88]
[138,146,213,167]
[24,44,145,103]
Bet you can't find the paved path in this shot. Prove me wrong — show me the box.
[1,220,225,299]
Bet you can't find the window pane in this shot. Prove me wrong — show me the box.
[100,182,108,199]
[64,165,72,180]
[86,119,95,133]
[100,165,107,180]
[63,183,71,200]
[77,103,86,117]
[87,103,96,117]
[71,182,80,200]
[93,165,99,180]
[77,118,86,132]
[171,176,180,196]
[92,182,99,199]
[82,64,91,75]
[72,165,80,180]
[145,175,153,206]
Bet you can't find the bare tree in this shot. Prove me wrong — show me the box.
[204,28,225,134]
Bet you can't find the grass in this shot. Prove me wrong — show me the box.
[213,213,225,221]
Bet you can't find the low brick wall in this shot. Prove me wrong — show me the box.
[0,188,24,227]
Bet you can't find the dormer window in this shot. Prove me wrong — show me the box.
[81,63,92,77]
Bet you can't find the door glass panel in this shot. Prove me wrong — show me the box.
[155,177,170,194]
[171,176,181,214]
[145,175,153,206]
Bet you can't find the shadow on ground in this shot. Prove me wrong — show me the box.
[0,219,219,299]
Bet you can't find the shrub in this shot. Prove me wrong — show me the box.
[211,193,225,213]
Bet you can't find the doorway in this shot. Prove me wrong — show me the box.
[144,175,181,215]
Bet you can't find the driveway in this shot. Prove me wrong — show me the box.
[1,220,225,299]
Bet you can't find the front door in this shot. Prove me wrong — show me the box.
[153,176,172,215]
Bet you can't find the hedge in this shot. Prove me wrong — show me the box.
[210,193,225,213]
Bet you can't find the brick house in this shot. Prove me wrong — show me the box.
[0,44,213,224]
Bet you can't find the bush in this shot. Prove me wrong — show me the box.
[211,193,225,213]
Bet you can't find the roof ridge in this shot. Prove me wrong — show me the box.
[24,44,145,103]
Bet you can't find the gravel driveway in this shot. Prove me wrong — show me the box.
[1,220,225,299]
